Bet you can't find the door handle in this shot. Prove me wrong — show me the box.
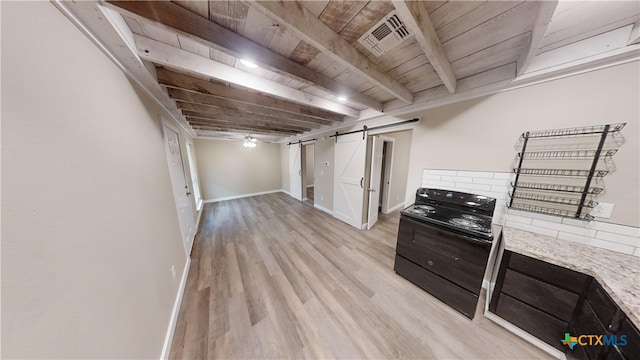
[186,192,192,196]
[360,177,364,188]
[299,169,301,176]
[368,189,376,192]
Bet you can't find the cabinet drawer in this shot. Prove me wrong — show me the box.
[618,317,640,360]
[508,252,590,294]
[495,293,568,350]
[587,280,618,330]
[502,269,579,322]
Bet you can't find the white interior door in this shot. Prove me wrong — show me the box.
[333,132,367,229]
[163,124,196,255]
[289,144,302,201]
[367,136,383,230]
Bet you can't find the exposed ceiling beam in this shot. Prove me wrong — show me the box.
[251,1,414,104]
[177,102,318,129]
[180,108,312,131]
[392,1,457,93]
[156,68,343,122]
[167,88,332,126]
[188,122,305,135]
[516,1,558,76]
[134,35,360,117]
[192,127,293,136]
[104,0,382,111]
[629,22,640,45]
[187,118,305,131]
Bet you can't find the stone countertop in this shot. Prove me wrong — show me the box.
[501,226,640,328]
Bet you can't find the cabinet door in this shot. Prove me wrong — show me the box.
[501,269,579,322]
[587,281,618,330]
[572,300,610,359]
[617,317,640,360]
[494,293,568,350]
[507,252,590,294]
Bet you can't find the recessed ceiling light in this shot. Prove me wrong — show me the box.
[337,96,347,102]
[240,59,258,68]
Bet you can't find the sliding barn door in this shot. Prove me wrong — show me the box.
[289,144,302,201]
[333,133,366,229]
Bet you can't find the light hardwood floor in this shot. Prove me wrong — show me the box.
[169,192,551,359]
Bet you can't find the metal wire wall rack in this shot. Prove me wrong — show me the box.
[508,123,626,221]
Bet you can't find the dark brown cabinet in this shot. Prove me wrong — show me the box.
[490,251,590,351]
[491,250,639,359]
[566,280,640,360]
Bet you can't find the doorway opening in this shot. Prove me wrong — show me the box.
[302,143,315,206]
[366,135,395,229]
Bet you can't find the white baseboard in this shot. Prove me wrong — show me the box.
[302,197,308,201]
[361,223,368,230]
[386,202,405,214]
[160,257,191,360]
[306,184,314,188]
[203,189,281,203]
[313,204,333,215]
[281,189,291,196]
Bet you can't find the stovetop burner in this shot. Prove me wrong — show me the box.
[409,208,427,215]
[449,218,482,229]
[415,205,435,212]
[461,214,483,222]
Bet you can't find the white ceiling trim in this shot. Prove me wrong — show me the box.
[134,35,360,118]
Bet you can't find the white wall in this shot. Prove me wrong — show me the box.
[2,2,188,358]
[195,138,282,201]
[403,62,639,227]
[280,143,290,193]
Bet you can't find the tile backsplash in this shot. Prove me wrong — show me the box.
[422,169,640,257]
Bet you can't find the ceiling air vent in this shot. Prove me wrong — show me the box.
[358,12,411,57]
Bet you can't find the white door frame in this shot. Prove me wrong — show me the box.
[185,140,203,211]
[161,118,196,255]
[367,135,383,230]
[379,137,395,214]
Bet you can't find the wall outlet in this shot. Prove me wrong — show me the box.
[591,202,614,218]
[320,170,324,176]
[324,161,329,167]
[171,265,176,280]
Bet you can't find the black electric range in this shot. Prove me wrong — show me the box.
[394,188,497,319]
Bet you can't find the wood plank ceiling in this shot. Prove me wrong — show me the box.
[103,1,640,142]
